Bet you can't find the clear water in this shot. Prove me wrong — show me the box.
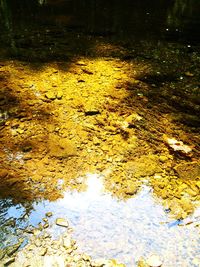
[1,174,199,266]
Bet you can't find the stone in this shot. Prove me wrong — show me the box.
[174,161,200,180]
[0,169,8,178]
[2,257,15,266]
[56,218,69,228]
[85,110,100,116]
[56,91,63,99]
[76,61,87,66]
[45,212,53,217]
[0,249,6,260]
[33,229,41,236]
[45,91,56,100]
[62,237,72,249]
[39,248,47,256]
[6,242,21,256]
[48,134,77,158]
[146,255,163,267]
[159,155,168,163]
[43,223,49,229]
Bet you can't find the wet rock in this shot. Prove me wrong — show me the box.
[62,236,72,249]
[35,239,42,247]
[76,60,87,66]
[137,257,149,267]
[6,242,21,256]
[85,110,100,116]
[45,91,56,100]
[159,155,168,163]
[48,134,77,158]
[125,155,162,178]
[124,113,143,128]
[184,71,194,77]
[43,223,49,229]
[56,218,69,228]
[56,90,63,99]
[0,249,6,260]
[0,169,8,178]
[33,229,41,236]
[174,161,200,180]
[82,68,94,75]
[146,254,163,267]
[39,247,48,256]
[125,181,138,195]
[21,145,32,152]
[45,212,53,217]
[164,136,192,155]
[42,218,48,223]
[2,257,15,266]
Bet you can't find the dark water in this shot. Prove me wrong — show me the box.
[1,0,200,47]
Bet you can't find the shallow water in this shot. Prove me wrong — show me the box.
[1,174,200,266]
[0,1,200,266]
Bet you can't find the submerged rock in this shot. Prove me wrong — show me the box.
[45,212,53,217]
[45,91,56,100]
[56,218,69,228]
[146,254,163,267]
[48,134,77,158]
[174,161,200,180]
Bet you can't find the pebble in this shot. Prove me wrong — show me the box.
[56,91,63,99]
[159,155,168,163]
[45,91,56,100]
[45,212,53,217]
[39,248,48,256]
[56,218,69,228]
[146,254,163,267]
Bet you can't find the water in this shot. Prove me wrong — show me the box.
[1,174,199,266]
[0,1,200,266]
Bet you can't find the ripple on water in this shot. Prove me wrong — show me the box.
[1,173,200,267]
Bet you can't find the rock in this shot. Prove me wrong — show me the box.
[62,236,72,249]
[159,155,168,163]
[184,71,194,77]
[6,242,21,256]
[76,60,87,66]
[174,161,200,180]
[0,249,6,260]
[125,155,162,178]
[35,239,42,247]
[146,254,163,267]
[43,223,49,229]
[39,248,47,256]
[82,69,93,75]
[56,91,63,99]
[85,110,100,116]
[125,181,138,195]
[45,212,53,217]
[164,136,192,154]
[45,91,56,100]
[2,257,15,266]
[125,113,143,127]
[48,134,77,158]
[0,169,8,178]
[93,137,100,145]
[137,257,149,267]
[33,229,41,236]
[56,218,69,228]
